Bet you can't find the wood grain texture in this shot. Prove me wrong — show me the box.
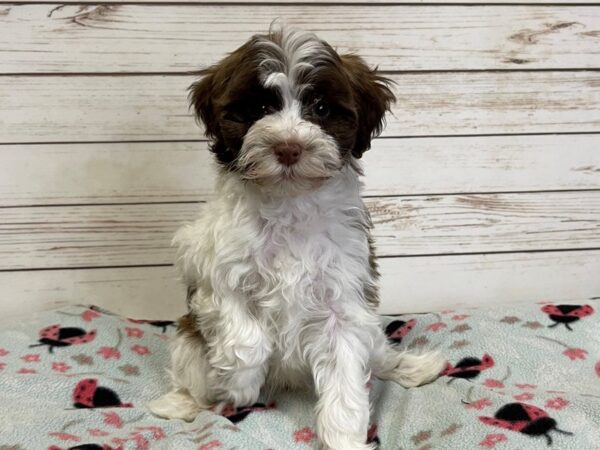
[1,4,599,73]
[2,1,597,4]
[2,135,599,206]
[1,191,598,270]
[2,71,599,144]
[2,250,598,318]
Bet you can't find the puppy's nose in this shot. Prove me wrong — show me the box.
[273,142,303,166]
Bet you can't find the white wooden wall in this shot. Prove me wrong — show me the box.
[1,0,599,319]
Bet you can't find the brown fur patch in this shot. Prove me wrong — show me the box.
[339,54,395,158]
[176,312,205,344]
[364,234,380,308]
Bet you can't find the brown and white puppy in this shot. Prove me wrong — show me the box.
[149,27,444,450]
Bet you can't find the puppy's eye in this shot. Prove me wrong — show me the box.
[249,103,270,120]
[313,99,330,118]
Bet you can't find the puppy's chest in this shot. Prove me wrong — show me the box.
[248,209,367,313]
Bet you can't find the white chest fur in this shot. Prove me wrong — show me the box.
[175,165,373,369]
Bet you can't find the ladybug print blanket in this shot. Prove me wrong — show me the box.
[0,300,598,449]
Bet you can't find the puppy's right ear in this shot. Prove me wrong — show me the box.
[188,68,220,139]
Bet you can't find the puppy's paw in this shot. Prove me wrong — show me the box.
[318,439,377,450]
[148,389,202,421]
[386,350,446,388]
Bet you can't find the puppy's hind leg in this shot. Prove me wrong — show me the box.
[373,334,445,388]
[149,327,210,421]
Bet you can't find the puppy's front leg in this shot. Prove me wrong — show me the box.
[207,296,273,407]
[306,320,374,450]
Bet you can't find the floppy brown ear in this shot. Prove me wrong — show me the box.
[188,67,220,139]
[340,54,395,158]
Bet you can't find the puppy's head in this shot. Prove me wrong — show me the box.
[190,27,395,194]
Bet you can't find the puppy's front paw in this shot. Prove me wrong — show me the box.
[318,439,377,450]
[148,389,203,421]
[387,350,446,388]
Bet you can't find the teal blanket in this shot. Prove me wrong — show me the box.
[1,300,598,449]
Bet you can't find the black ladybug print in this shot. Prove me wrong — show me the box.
[221,402,274,423]
[443,354,495,383]
[72,378,133,409]
[385,319,416,344]
[541,304,594,331]
[30,325,96,353]
[480,402,573,446]
[128,319,175,333]
[49,445,116,450]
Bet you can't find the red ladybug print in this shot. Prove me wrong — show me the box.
[541,304,594,331]
[480,402,572,446]
[128,319,175,333]
[367,424,380,446]
[385,319,416,344]
[443,354,494,383]
[72,378,133,409]
[31,325,96,353]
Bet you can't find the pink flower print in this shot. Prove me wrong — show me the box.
[546,397,569,410]
[48,432,80,442]
[480,433,507,448]
[52,362,71,373]
[136,426,166,440]
[426,322,447,332]
[131,344,150,356]
[102,411,123,429]
[452,314,469,321]
[563,348,588,360]
[88,428,110,437]
[294,427,316,443]
[514,392,534,401]
[515,383,537,390]
[81,309,101,322]
[0,362,5,370]
[21,353,41,363]
[465,398,492,410]
[484,379,504,389]
[198,441,222,450]
[97,346,121,360]
[17,368,37,374]
[595,361,600,377]
[131,432,149,450]
[0,348,9,357]
[125,327,144,338]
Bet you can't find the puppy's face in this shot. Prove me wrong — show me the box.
[190,28,395,194]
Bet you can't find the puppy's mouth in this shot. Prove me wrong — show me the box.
[237,144,342,188]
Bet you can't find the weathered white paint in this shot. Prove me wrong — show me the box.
[1,250,598,319]
[1,2,599,317]
[1,4,599,72]
[1,135,599,206]
[2,72,599,143]
[1,191,598,269]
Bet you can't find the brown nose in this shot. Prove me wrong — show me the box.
[273,142,303,166]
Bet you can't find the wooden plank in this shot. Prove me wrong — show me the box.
[2,1,597,4]
[2,72,599,144]
[1,250,598,318]
[1,191,598,270]
[1,5,600,73]
[0,266,187,320]
[2,135,599,206]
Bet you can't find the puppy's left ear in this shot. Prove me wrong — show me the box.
[341,54,395,158]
